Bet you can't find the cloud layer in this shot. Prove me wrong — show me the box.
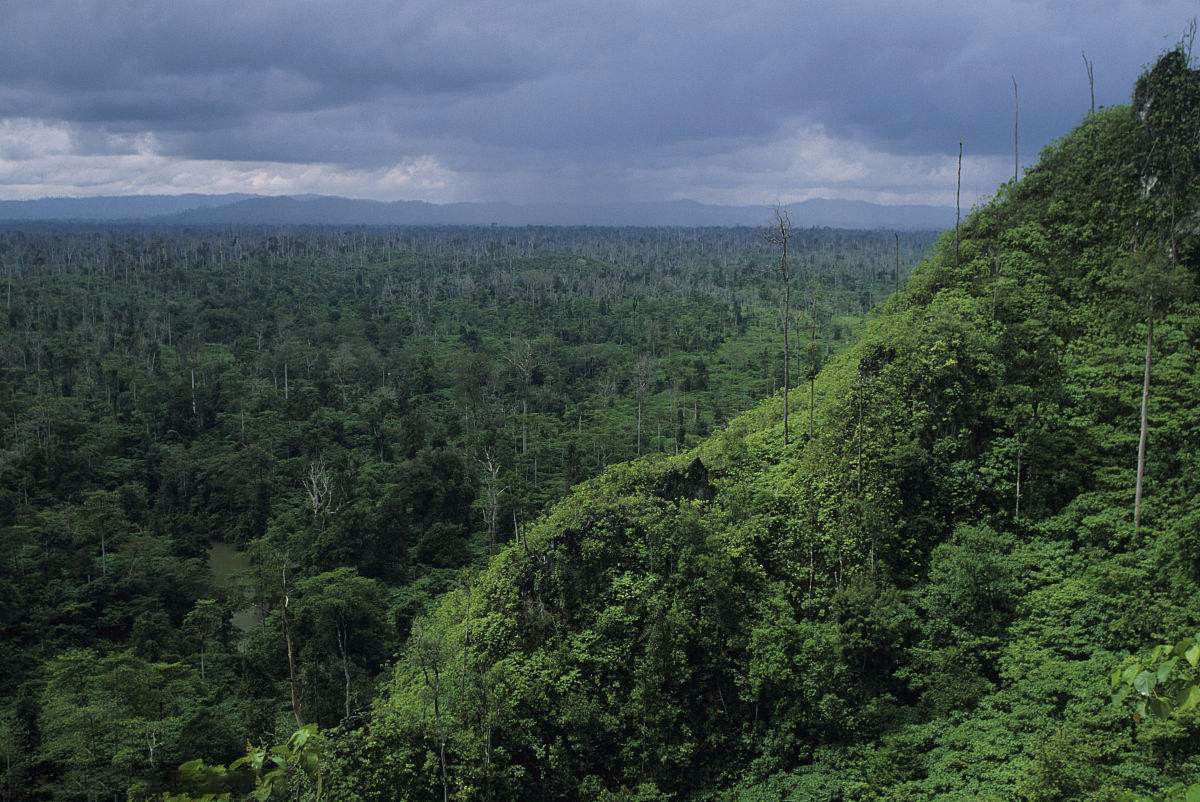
[0,1,1194,204]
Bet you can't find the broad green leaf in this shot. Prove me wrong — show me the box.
[1180,685,1200,713]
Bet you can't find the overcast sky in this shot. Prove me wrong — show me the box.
[0,1,1194,206]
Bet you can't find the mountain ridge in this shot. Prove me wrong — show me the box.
[0,194,954,229]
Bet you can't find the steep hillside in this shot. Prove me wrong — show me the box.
[322,50,1200,801]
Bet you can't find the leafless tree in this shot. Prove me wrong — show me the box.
[302,456,338,519]
[894,232,900,293]
[1012,76,1019,182]
[633,354,653,455]
[765,205,793,444]
[1128,244,1193,533]
[955,142,963,268]
[280,558,302,727]
[477,448,505,550]
[1082,52,1095,115]
[503,338,535,454]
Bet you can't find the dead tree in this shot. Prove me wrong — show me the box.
[477,449,505,550]
[1012,76,1019,182]
[1082,52,1095,115]
[765,206,794,445]
[633,355,653,455]
[1014,435,1023,519]
[894,232,900,293]
[280,559,302,727]
[1128,245,1192,533]
[302,456,338,520]
[955,142,963,268]
[503,339,535,455]
[1134,298,1153,534]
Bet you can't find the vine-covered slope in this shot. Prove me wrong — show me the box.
[334,49,1200,801]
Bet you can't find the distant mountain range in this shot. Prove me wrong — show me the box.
[0,194,954,230]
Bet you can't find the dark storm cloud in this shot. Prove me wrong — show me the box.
[0,0,1195,201]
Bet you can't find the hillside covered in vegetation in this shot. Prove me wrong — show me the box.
[0,210,929,797]
[302,47,1200,801]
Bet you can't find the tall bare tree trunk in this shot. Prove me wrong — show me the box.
[783,279,790,445]
[281,563,302,727]
[894,233,899,293]
[767,207,793,446]
[1012,76,1019,181]
[956,142,963,268]
[808,316,817,437]
[337,620,352,721]
[1082,51,1095,115]
[1134,311,1154,533]
[423,661,450,802]
[1014,441,1022,519]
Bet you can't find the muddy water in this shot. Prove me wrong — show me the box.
[206,541,263,631]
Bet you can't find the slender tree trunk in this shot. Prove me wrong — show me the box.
[281,565,302,727]
[894,233,899,293]
[1134,311,1154,533]
[424,664,450,802]
[809,377,815,435]
[1083,52,1095,115]
[337,621,352,721]
[1014,441,1022,519]
[783,280,790,445]
[768,207,793,446]
[1012,76,1019,182]
[637,398,643,456]
[955,142,963,268]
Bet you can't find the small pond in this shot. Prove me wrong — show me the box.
[206,541,264,632]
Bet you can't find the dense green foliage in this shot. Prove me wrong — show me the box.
[320,47,1200,801]
[0,220,927,799]
[4,41,1198,802]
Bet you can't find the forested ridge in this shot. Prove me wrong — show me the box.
[0,212,928,797]
[293,47,1200,801]
[2,44,1199,802]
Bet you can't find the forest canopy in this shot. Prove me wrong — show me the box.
[0,221,927,799]
[2,36,1200,802]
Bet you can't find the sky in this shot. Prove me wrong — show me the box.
[0,0,1195,206]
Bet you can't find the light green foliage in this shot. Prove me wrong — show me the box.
[0,221,919,797]
[35,649,231,801]
[5,37,1200,802]
[167,724,324,802]
[335,45,1200,801]
[1112,634,1200,721]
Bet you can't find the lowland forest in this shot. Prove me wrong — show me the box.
[2,40,1200,802]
